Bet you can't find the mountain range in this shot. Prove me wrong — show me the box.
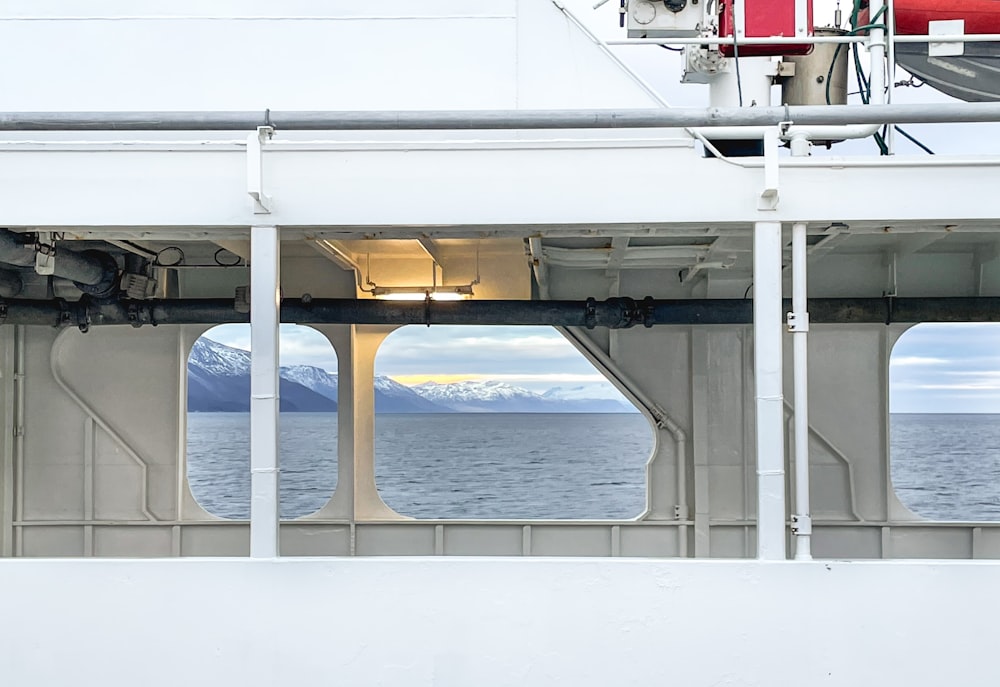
[188,338,634,413]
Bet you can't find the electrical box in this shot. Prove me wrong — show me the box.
[718,0,813,56]
[627,0,706,38]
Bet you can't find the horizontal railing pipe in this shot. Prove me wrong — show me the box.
[1,296,999,329]
[4,104,1000,132]
[607,33,1000,46]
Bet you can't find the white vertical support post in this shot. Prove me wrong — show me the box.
[250,225,280,558]
[733,0,746,39]
[794,0,809,39]
[886,0,897,153]
[789,222,812,560]
[753,221,786,560]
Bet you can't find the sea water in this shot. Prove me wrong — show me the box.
[890,414,1000,520]
[187,413,653,520]
[187,412,1000,521]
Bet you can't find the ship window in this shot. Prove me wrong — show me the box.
[186,324,338,520]
[373,325,654,519]
[890,323,1000,521]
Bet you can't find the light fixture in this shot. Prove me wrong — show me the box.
[371,285,474,301]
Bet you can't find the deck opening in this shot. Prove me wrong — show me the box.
[890,323,1000,521]
[373,325,654,519]
[186,324,338,520]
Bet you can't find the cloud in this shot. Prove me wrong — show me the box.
[890,356,949,367]
[196,323,618,393]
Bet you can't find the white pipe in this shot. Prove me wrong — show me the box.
[11,327,24,555]
[607,33,1000,45]
[790,222,812,560]
[886,0,897,153]
[753,221,786,560]
[249,225,280,558]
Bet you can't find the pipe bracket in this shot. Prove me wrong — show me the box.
[786,311,810,332]
[791,513,813,535]
[584,297,597,329]
[55,298,71,328]
[247,126,274,214]
[611,296,641,328]
[75,298,91,333]
[127,302,143,329]
[642,296,656,328]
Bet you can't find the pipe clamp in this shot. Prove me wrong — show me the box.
[791,513,813,535]
[786,311,810,332]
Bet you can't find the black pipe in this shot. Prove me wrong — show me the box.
[2,296,1000,329]
[0,269,22,298]
[0,231,118,298]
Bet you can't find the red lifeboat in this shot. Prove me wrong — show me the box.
[890,0,1000,101]
[893,0,1000,35]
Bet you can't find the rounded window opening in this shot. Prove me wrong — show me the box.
[373,325,654,519]
[187,324,338,519]
[890,323,1000,521]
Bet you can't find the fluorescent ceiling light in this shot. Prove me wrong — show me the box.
[372,285,474,301]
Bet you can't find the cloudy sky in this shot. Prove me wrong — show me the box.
[208,3,997,412]
[891,324,1000,413]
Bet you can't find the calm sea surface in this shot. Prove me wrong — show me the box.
[890,414,1000,520]
[188,412,1000,521]
[188,413,654,520]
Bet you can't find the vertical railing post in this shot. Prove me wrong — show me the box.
[250,225,280,558]
[790,222,812,560]
[753,221,787,560]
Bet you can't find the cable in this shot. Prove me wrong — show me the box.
[894,126,935,154]
[659,45,684,52]
[726,0,744,107]
[825,44,844,105]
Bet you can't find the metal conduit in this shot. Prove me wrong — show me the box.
[4,103,1000,131]
[1,296,999,329]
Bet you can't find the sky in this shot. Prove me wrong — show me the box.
[208,3,997,412]
[891,324,1000,414]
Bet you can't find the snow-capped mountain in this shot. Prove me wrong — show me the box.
[281,364,338,401]
[189,338,636,413]
[542,384,626,402]
[374,375,447,412]
[411,380,634,413]
[188,338,448,413]
[188,339,337,413]
[188,336,252,377]
[414,380,539,404]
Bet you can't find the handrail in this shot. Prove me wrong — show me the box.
[4,103,1000,131]
[607,33,1000,46]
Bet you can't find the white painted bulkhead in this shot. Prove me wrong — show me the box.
[2,1,1000,685]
